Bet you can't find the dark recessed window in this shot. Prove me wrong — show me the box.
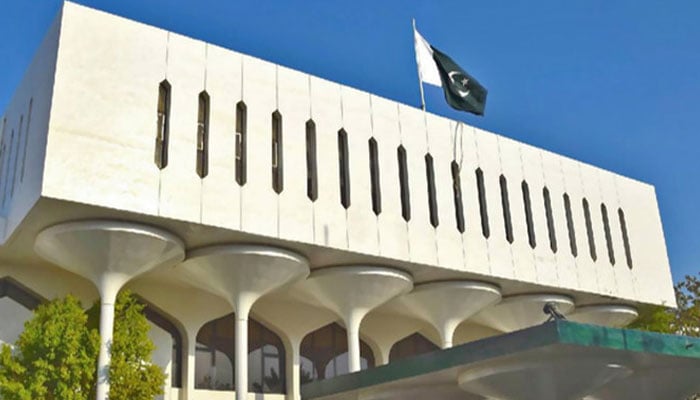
[451,161,465,233]
[196,91,210,178]
[368,138,381,215]
[583,198,597,261]
[155,80,171,169]
[475,168,489,238]
[0,277,44,311]
[397,145,410,221]
[235,101,247,186]
[338,129,350,209]
[306,120,318,201]
[499,175,513,243]
[618,208,633,269]
[425,154,438,227]
[141,300,183,388]
[601,203,615,265]
[195,313,286,393]
[563,193,577,257]
[543,187,557,253]
[389,333,439,363]
[300,323,374,383]
[522,181,536,248]
[271,111,283,194]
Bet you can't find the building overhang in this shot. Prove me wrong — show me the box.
[301,320,700,400]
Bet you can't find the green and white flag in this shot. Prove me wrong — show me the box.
[414,28,488,116]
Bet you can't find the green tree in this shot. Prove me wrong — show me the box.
[629,273,700,337]
[99,291,166,400]
[0,291,166,400]
[0,295,99,400]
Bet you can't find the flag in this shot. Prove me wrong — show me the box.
[414,28,488,116]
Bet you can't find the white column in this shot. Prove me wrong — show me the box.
[96,299,115,400]
[182,326,200,400]
[96,278,121,400]
[346,312,362,373]
[235,298,253,400]
[285,337,302,400]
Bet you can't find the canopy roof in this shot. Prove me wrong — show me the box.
[302,321,700,400]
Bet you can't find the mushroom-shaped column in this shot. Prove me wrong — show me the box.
[568,305,638,328]
[300,266,413,373]
[390,281,502,348]
[472,294,575,332]
[175,245,309,400]
[34,221,185,400]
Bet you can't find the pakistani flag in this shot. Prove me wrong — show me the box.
[414,28,488,116]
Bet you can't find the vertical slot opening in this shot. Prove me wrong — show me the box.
[601,203,615,265]
[543,187,557,253]
[196,91,210,178]
[338,129,350,209]
[451,161,465,233]
[272,111,283,193]
[618,208,633,269]
[583,198,597,261]
[499,175,513,243]
[235,101,247,186]
[155,80,171,169]
[475,168,489,238]
[522,181,536,248]
[20,98,32,182]
[425,154,439,227]
[563,193,577,257]
[397,145,410,221]
[368,138,381,215]
[306,119,318,201]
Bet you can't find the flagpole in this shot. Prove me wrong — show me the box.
[412,18,427,111]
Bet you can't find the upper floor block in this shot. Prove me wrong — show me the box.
[0,2,675,307]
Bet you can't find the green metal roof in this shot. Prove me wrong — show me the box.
[302,321,700,400]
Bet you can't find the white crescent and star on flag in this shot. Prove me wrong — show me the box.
[414,28,471,99]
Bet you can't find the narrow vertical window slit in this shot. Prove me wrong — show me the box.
[305,120,318,201]
[618,208,633,269]
[563,193,577,257]
[425,154,438,227]
[368,138,381,215]
[543,187,557,253]
[499,175,513,243]
[475,168,489,238]
[235,101,247,186]
[338,129,350,209]
[20,98,32,182]
[601,203,615,265]
[155,80,171,169]
[451,161,465,233]
[583,198,597,261]
[271,111,283,193]
[397,145,410,221]
[522,181,536,248]
[196,91,210,178]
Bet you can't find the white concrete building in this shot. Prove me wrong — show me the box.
[1,3,694,400]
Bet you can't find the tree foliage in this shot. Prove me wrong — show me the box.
[0,295,99,400]
[98,291,166,400]
[0,291,165,400]
[629,273,700,337]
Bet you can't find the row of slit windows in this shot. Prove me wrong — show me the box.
[154,81,633,269]
[0,98,33,211]
[0,278,440,395]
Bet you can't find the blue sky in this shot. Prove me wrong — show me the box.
[0,0,697,283]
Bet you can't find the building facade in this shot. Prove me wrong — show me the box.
[0,3,679,400]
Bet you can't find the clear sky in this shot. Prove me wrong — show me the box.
[0,0,697,282]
